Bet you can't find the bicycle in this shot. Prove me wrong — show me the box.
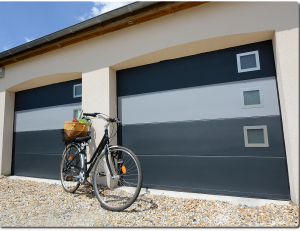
[60,112,143,211]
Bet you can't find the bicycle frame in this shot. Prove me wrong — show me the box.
[66,126,115,180]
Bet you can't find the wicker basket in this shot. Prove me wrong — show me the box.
[61,129,90,142]
[63,122,89,140]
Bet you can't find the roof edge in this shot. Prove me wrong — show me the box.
[0,1,209,67]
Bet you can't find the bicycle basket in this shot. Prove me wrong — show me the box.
[61,129,91,142]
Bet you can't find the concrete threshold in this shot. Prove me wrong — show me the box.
[8,175,290,207]
[139,188,290,207]
[8,175,61,185]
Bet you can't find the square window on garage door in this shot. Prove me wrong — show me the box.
[73,84,82,98]
[240,86,264,109]
[243,125,269,147]
[236,51,260,73]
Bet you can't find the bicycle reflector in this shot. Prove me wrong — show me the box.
[66,176,73,181]
[122,165,127,174]
[68,155,74,161]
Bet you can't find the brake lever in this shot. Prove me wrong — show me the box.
[96,114,109,122]
[115,118,124,126]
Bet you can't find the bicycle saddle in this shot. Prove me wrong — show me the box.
[74,136,91,143]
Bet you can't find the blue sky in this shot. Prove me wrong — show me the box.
[0,1,133,53]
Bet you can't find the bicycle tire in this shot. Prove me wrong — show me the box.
[92,146,142,211]
[60,143,82,193]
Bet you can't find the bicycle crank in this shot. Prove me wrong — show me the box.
[79,169,86,184]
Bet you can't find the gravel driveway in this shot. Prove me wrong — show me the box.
[0,175,298,227]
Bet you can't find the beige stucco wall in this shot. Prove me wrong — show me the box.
[0,91,15,175]
[273,28,299,205]
[0,2,298,203]
[82,67,117,159]
[7,72,82,92]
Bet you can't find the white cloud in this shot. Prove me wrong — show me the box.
[91,6,101,17]
[24,37,34,42]
[3,46,11,51]
[75,13,88,21]
[99,2,132,14]
[93,2,102,6]
[75,2,133,22]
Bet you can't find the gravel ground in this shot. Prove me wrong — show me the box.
[0,175,298,227]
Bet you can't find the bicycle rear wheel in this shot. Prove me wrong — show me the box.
[93,146,142,211]
[60,144,82,193]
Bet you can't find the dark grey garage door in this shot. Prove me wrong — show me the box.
[117,40,290,200]
[12,79,82,179]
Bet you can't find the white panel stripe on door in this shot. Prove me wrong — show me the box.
[15,103,82,132]
[118,77,280,125]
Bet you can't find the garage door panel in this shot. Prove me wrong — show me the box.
[13,79,82,179]
[15,78,82,111]
[119,77,280,125]
[13,154,61,179]
[121,116,285,157]
[117,40,276,97]
[138,156,290,199]
[14,130,65,155]
[15,103,81,132]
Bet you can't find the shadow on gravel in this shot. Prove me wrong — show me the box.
[123,194,158,213]
[70,184,158,213]
[72,184,95,199]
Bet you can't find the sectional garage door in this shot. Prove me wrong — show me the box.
[12,79,82,179]
[117,40,290,200]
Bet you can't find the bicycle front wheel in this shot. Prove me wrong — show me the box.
[93,146,142,211]
[60,144,82,193]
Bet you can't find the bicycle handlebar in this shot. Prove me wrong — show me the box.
[83,113,99,117]
[83,112,122,125]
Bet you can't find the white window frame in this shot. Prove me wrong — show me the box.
[73,84,82,98]
[243,125,269,147]
[236,50,260,73]
[240,86,264,109]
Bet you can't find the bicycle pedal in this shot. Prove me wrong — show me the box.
[117,160,123,163]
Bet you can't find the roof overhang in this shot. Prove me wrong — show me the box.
[0,1,208,68]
